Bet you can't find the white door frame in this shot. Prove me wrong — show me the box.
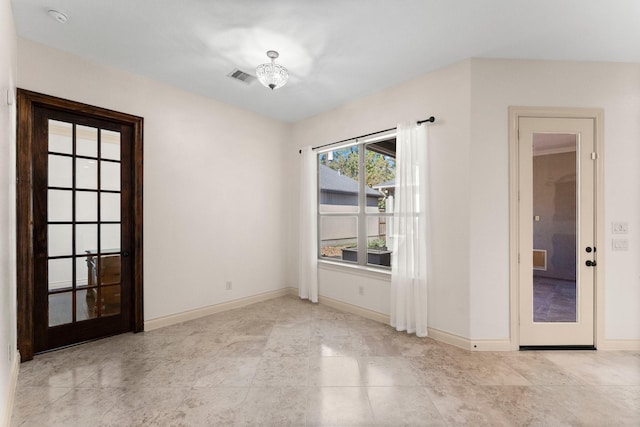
[509,106,605,350]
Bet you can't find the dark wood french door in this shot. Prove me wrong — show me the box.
[17,90,144,360]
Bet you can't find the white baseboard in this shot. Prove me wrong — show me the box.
[469,339,513,352]
[318,295,390,324]
[427,327,471,351]
[597,339,640,351]
[144,287,515,353]
[2,350,20,427]
[317,296,500,352]
[145,288,294,331]
[427,329,513,351]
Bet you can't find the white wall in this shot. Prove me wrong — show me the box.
[469,59,640,340]
[289,58,640,343]
[18,38,290,321]
[0,0,17,421]
[288,60,473,339]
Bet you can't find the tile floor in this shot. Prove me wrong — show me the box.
[11,295,640,426]
[533,276,577,322]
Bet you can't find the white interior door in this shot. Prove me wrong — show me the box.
[518,117,596,346]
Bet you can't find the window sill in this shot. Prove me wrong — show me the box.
[318,259,392,281]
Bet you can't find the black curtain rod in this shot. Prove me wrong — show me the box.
[300,116,435,153]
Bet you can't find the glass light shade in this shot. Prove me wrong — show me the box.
[256,62,289,90]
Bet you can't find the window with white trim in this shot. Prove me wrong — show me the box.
[317,132,396,269]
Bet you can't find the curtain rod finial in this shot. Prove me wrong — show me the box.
[427,116,435,122]
[417,116,436,126]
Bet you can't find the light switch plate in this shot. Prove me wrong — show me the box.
[612,222,628,234]
[612,238,628,251]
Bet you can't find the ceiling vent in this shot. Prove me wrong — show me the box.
[227,68,256,85]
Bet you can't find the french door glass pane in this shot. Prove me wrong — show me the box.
[101,224,121,252]
[48,224,72,257]
[101,129,121,160]
[76,191,98,222]
[76,289,95,321]
[48,258,72,291]
[76,224,98,255]
[76,125,98,158]
[48,189,72,222]
[101,161,120,191]
[76,256,90,288]
[101,193,121,221]
[76,159,98,189]
[49,292,72,327]
[48,155,72,188]
[532,133,578,323]
[100,255,121,286]
[48,120,72,154]
[102,285,121,316]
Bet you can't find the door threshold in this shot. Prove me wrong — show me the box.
[520,345,596,351]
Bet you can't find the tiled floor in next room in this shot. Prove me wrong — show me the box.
[533,276,577,322]
[11,295,640,426]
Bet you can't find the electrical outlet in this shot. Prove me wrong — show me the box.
[612,222,628,234]
[225,281,232,290]
[358,286,364,296]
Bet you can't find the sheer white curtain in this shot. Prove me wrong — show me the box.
[298,146,318,303]
[390,122,429,336]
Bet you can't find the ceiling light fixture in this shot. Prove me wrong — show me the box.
[255,50,288,90]
[48,9,69,23]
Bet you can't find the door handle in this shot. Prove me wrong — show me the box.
[585,246,596,253]
[586,260,597,267]
[122,251,130,257]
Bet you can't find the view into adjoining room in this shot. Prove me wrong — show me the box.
[46,120,123,326]
[532,133,578,323]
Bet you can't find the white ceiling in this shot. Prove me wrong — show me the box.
[11,0,640,123]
